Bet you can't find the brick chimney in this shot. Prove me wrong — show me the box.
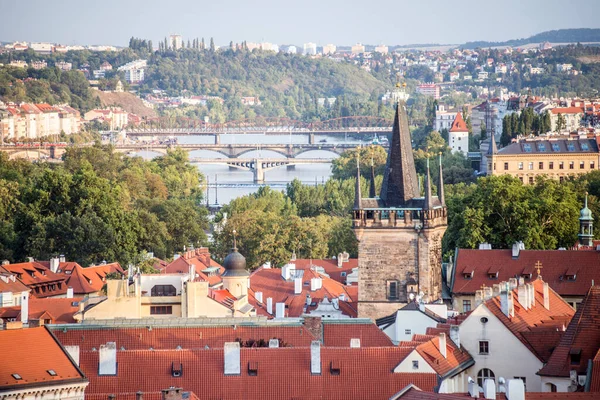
[543,282,550,310]
[162,388,184,400]
[303,316,323,342]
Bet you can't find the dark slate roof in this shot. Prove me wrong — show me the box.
[380,102,420,207]
[498,138,598,155]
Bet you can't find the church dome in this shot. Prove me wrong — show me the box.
[222,247,249,277]
[580,194,593,221]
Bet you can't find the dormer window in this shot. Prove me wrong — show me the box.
[171,362,183,377]
[570,348,581,365]
[566,274,577,281]
[330,361,341,376]
[522,273,532,280]
[248,362,258,376]
[488,272,498,279]
[463,271,473,279]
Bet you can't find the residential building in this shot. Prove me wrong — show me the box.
[169,34,183,50]
[286,45,297,54]
[322,44,336,55]
[434,105,459,132]
[30,60,47,70]
[530,66,545,75]
[99,61,112,71]
[84,108,129,130]
[448,112,469,156]
[0,326,88,399]
[556,63,573,73]
[240,96,261,106]
[416,84,441,99]
[55,61,72,71]
[2,261,68,298]
[550,107,584,132]
[377,302,447,344]
[353,99,447,319]
[0,296,82,325]
[35,103,60,137]
[458,278,575,392]
[29,42,54,54]
[303,42,317,56]
[117,60,147,83]
[486,137,599,183]
[58,262,124,297]
[351,43,365,55]
[538,286,600,392]
[0,266,30,307]
[375,44,389,54]
[8,60,27,68]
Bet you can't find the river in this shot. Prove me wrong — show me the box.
[136,132,382,204]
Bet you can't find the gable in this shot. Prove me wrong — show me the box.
[394,349,436,374]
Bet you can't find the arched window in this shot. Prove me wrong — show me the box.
[151,285,176,296]
[547,383,557,392]
[477,368,495,387]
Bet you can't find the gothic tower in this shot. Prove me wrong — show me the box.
[353,95,448,320]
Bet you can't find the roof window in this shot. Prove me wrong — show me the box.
[248,362,258,376]
[581,143,590,151]
[12,373,22,380]
[463,271,473,279]
[47,369,57,376]
[537,143,547,152]
[552,143,560,152]
[523,143,532,152]
[567,142,576,152]
[330,361,341,376]
[171,362,183,377]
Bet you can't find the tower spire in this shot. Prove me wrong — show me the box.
[369,154,376,198]
[424,156,433,210]
[488,130,498,155]
[380,102,419,207]
[579,192,594,247]
[353,149,362,210]
[438,152,445,206]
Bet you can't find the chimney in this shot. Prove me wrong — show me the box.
[506,379,525,400]
[508,278,518,290]
[310,278,322,291]
[173,253,180,260]
[303,316,323,342]
[483,378,497,399]
[67,287,74,299]
[512,242,521,258]
[49,257,59,273]
[468,377,478,398]
[294,277,302,294]
[492,284,501,297]
[275,302,285,319]
[439,333,447,359]
[266,298,273,315]
[517,284,528,310]
[99,342,117,375]
[475,289,484,307]
[64,345,80,366]
[527,283,535,308]
[136,391,144,400]
[518,276,525,286]
[449,326,460,349]
[189,263,196,281]
[311,341,321,374]
[224,342,241,375]
[269,339,279,348]
[543,282,550,310]
[501,285,514,318]
[255,291,263,304]
[59,254,66,263]
[483,287,493,301]
[20,292,28,324]
[350,338,361,348]
[337,254,343,268]
[162,388,183,400]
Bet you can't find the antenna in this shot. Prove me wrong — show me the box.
[214,174,218,205]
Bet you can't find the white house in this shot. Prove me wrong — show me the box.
[377,302,446,344]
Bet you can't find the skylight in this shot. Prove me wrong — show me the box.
[552,143,560,152]
[47,369,57,376]
[567,142,576,151]
[523,143,532,153]
[581,142,590,151]
[537,143,546,152]
[12,373,22,380]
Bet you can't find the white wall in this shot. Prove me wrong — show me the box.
[540,376,571,393]
[393,350,436,373]
[382,310,439,344]
[459,304,544,391]
[450,132,469,156]
[140,274,188,295]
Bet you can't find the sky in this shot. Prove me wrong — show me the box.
[2,0,600,47]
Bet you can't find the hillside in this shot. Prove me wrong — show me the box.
[462,28,600,49]
[94,91,157,118]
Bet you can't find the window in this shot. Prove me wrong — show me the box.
[559,161,564,170]
[387,280,399,300]
[340,272,347,277]
[11,374,22,380]
[248,362,259,376]
[518,162,523,170]
[547,383,557,392]
[412,360,419,369]
[151,285,176,297]
[567,142,576,152]
[405,329,412,335]
[528,162,534,170]
[523,143,532,152]
[504,162,508,170]
[539,162,544,170]
[570,348,582,365]
[581,142,590,151]
[560,176,565,183]
[493,163,496,171]
[580,161,585,169]
[591,162,596,169]
[479,341,490,355]
[480,317,489,324]
[528,177,534,185]
[514,377,527,390]
[519,177,524,183]
[570,161,575,170]
[549,162,554,170]
[463,300,472,312]
[552,143,560,152]
[477,368,495,387]
[47,369,57,377]
[537,143,547,152]
[150,306,173,315]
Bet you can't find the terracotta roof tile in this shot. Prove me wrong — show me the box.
[322,321,394,347]
[289,258,357,285]
[413,335,473,378]
[453,249,600,297]
[0,266,29,293]
[0,297,82,324]
[449,112,468,132]
[0,327,86,390]
[538,286,600,377]
[3,262,67,298]
[61,263,124,294]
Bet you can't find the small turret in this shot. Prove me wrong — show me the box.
[424,157,433,210]
[579,193,594,247]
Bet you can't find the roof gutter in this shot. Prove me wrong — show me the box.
[440,357,475,380]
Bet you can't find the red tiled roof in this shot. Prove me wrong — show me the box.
[209,288,237,309]
[393,386,508,399]
[161,249,224,287]
[0,297,82,324]
[61,263,124,294]
[79,347,437,399]
[484,279,575,362]
[289,258,357,285]
[411,335,473,377]
[590,348,600,392]
[53,325,318,350]
[3,262,67,298]
[323,322,394,347]
[538,286,600,377]
[249,267,357,318]
[453,249,600,297]
[0,326,86,389]
[449,112,468,132]
[551,107,584,114]
[0,266,29,293]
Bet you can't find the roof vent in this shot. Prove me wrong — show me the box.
[171,362,183,377]
[248,361,258,376]
[330,361,341,375]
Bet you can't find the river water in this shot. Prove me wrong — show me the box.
[137,133,380,204]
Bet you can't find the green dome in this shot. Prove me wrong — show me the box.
[580,194,593,221]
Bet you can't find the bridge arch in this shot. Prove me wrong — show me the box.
[235,148,290,159]
[293,148,341,158]
[8,149,51,160]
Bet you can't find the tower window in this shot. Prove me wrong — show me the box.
[386,280,399,300]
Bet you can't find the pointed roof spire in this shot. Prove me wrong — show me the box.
[488,131,498,155]
[449,112,468,132]
[438,152,445,206]
[380,103,419,207]
[353,149,362,210]
[424,157,433,210]
[369,154,376,198]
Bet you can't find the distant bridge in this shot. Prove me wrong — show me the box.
[190,157,332,183]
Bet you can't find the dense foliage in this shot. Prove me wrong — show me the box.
[0,146,208,265]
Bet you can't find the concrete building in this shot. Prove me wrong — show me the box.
[486,137,599,183]
[29,42,54,54]
[351,43,365,55]
[375,44,389,54]
[550,107,583,132]
[55,61,72,71]
[322,44,336,55]
[303,42,317,55]
[117,60,147,83]
[353,95,447,320]
[448,112,469,156]
[416,84,441,99]
[169,34,183,50]
[434,105,458,132]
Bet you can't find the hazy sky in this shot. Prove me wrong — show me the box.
[2,0,600,47]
